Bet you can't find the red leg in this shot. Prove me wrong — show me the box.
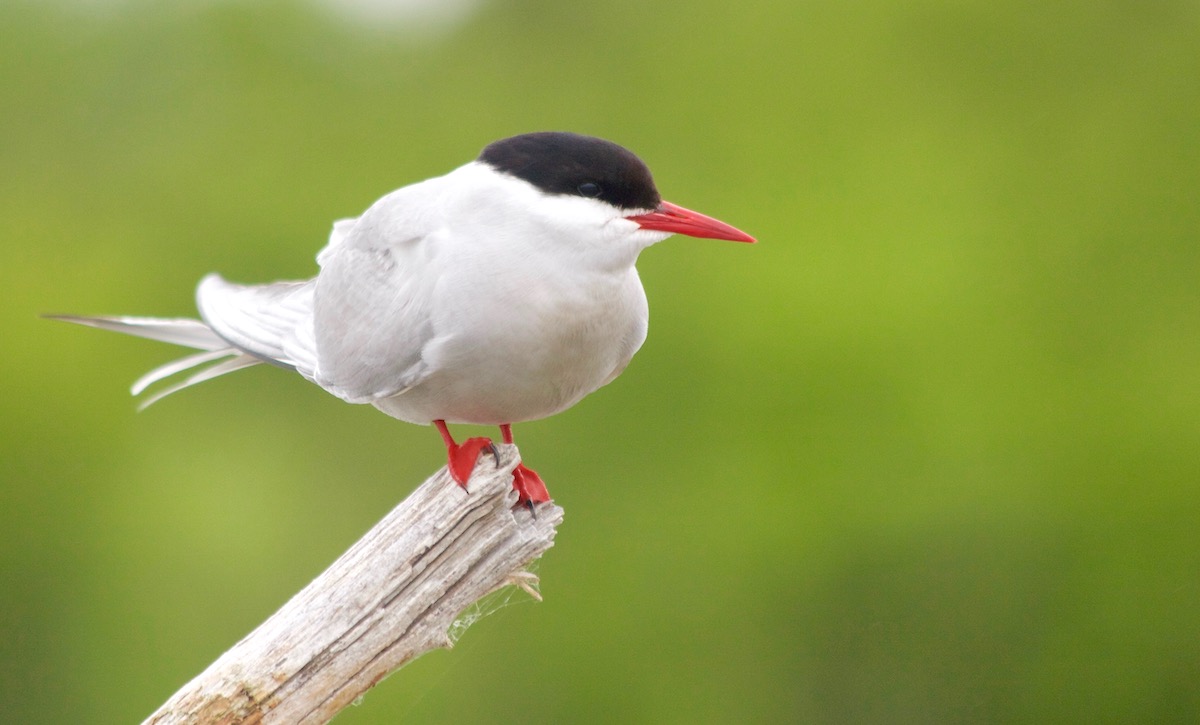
[434,420,496,489]
[499,424,551,504]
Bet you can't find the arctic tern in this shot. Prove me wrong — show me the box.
[53,132,755,505]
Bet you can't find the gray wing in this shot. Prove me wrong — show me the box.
[310,185,446,403]
[195,274,317,378]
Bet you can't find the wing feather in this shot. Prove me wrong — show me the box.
[195,275,316,376]
[311,184,445,402]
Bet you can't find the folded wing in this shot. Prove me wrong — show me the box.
[311,186,446,403]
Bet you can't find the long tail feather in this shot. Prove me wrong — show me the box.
[47,314,263,406]
[136,354,262,410]
[45,315,227,350]
[131,348,239,395]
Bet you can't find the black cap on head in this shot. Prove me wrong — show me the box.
[478,132,662,211]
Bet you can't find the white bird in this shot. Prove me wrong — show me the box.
[52,132,754,505]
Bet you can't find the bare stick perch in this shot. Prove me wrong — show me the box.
[144,445,563,725]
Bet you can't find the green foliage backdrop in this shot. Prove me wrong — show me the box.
[2,1,1197,722]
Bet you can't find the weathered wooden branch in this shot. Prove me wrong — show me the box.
[144,445,563,725]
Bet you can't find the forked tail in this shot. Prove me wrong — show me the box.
[46,315,264,408]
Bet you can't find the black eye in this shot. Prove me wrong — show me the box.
[577,182,602,198]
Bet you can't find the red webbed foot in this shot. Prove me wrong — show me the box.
[512,463,550,505]
[446,437,499,487]
[435,420,499,488]
[500,424,552,506]
[435,421,552,505]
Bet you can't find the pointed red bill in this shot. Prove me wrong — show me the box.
[627,200,755,243]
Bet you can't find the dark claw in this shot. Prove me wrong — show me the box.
[486,442,501,467]
[526,499,537,518]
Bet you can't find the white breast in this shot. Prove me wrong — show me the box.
[371,265,649,426]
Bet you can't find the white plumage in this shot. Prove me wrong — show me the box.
[53,132,753,503]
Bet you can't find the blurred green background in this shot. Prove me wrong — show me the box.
[3,0,1198,722]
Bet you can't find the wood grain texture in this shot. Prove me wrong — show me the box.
[144,445,563,724]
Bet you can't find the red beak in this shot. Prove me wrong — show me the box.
[627,201,756,243]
